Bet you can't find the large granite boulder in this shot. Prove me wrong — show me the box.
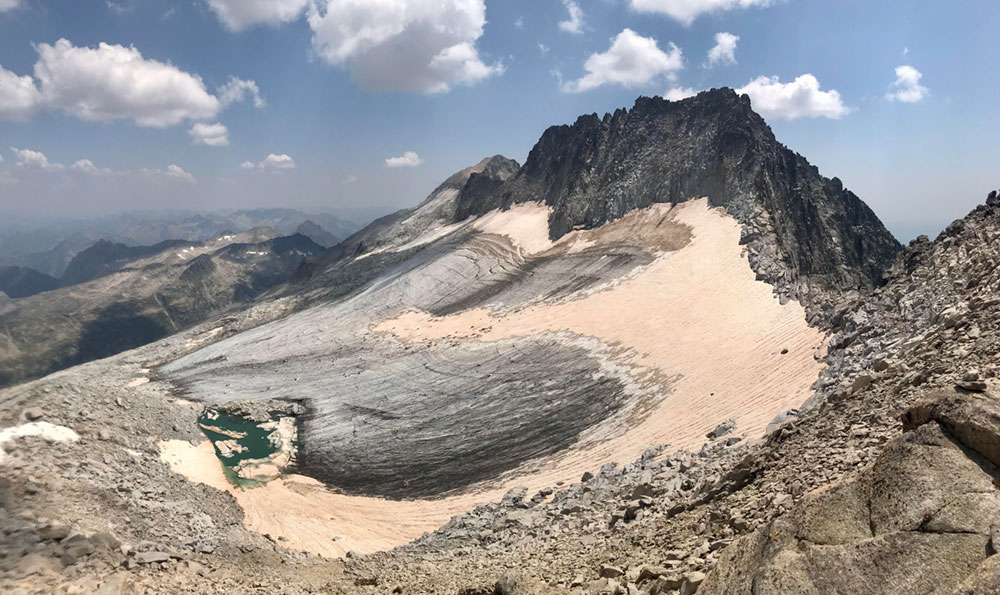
[700,389,1000,594]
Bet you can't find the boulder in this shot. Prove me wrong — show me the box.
[95,572,134,595]
[851,374,874,393]
[700,389,1000,595]
[680,571,706,595]
[599,564,624,578]
[494,572,569,594]
[39,524,71,541]
[22,406,44,421]
[133,551,172,565]
[900,389,1000,468]
[14,553,59,578]
[706,419,735,440]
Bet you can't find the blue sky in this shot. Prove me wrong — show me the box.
[0,1,998,240]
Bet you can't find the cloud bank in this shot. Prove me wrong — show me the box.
[631,0,773,26]
[0,39,263,129]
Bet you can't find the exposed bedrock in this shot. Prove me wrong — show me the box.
[331,155,521,261]
[455,88,902,309]
[701,389,1000,595]
[430,241,656,316]
[170,330,641,499]
[163,226,661,498]
[297,336,631,498]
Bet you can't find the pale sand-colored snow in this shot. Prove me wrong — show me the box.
[160,198,825,559]
[471,202,555,256]
[378,198,824,483]
[160,440,468,558]
[0,422,80,465]
[126,377,149,388]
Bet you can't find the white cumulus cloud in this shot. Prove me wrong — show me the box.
[0,39,264,128]
[189,122,230,147]
[218,76,266,108]
[664,86,697,101]
[243,153,296,172]
[10,147,64,170]
[559,0,585,34]
[0,0,23,12]
[706,32,739,67]
[204,0,310,30]
[141,164,196,183]
[6,147,191,181]
[736,74,848,120]
[562,29,684,93]
[307,0,503,94]
[631,0,773,26]
[886,65,928,103]
[0,65,41,121]
[32,39,220,127]
[385,151,423,168]
[70,159,113,175]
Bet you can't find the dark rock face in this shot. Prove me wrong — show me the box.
[60,238,197,286]
[0,266,60,299]
[179,254,217,282]
[455,89,902,306]
[295,220,340,248]
[295,336,630,498]
[454,155,521,215]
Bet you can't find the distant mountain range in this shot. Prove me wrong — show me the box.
[0,208,358,278]
[0,228,328,387]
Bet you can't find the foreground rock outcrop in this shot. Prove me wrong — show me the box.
[702,389,1000,594]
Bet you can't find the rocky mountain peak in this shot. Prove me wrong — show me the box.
[433,154,520,195]
[295,220,340,248]
[331,154,520,259]
[455,88,902,312]
[60,238,195,287]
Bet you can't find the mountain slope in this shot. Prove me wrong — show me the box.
[295,220,340,248]
[331,155,520,259]
[0,92,939,594]
[59,239,199,287]
[0,209,359,278]
[456,89,900,312]
[145,91,896,557]
[0,231,326,387]
[0,266,60,298]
